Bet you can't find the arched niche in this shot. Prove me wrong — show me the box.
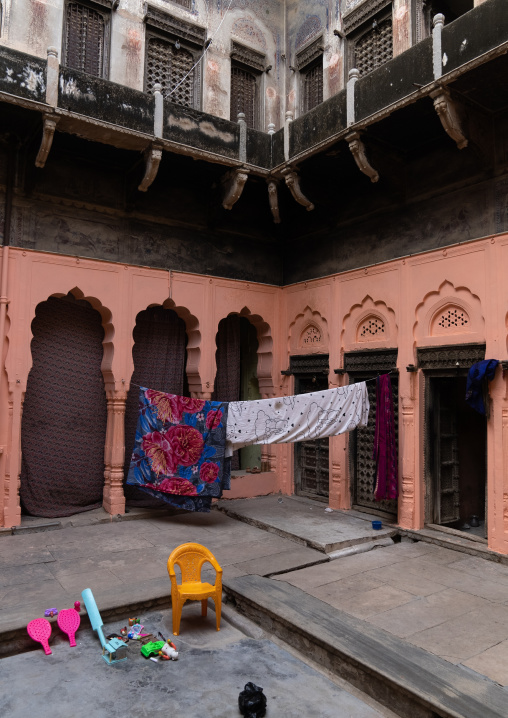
[288,306,329,355]
[414,280,484,348]
[341,296,397,354]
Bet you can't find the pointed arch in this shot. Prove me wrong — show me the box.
[341,295,397,353]
[288,306,329,355]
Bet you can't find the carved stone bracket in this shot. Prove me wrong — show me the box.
[35,114,59,169]
[138,143,163,192]
[267,179,281,224]
[281,168,315,211]
[345,131,379,183]
[430,87,468,150]
[222,167,250,210]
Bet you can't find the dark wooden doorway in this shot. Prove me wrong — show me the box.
[291,355,329,501]
[345,350,398,518]
[426,375,487,533]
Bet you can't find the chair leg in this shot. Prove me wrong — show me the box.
[214,594,221,632]
[172,598,182,636]
[201,599,207,617]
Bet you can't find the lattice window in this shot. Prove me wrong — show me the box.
[65,2,106,77]
[302,326,322,344]
[171,0,191,8]
[360,317,385,338]
[437,308,469,329]
[230,66,257,128]
[302,61,323,113]
[354,18,393,76]
[146,36,194,107]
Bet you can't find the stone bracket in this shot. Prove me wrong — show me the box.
[222,167,250,210]
[267,179,281,224]
[345,131,379,183]
[138,143,163,192]
[281,168,315,211]
[430,87,468,150]
[35,114,59,169]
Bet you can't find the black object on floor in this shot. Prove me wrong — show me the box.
[238,682,267,718]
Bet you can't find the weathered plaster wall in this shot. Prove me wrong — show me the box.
[2,236,508,557]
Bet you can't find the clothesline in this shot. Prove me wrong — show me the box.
[128,371,394,394]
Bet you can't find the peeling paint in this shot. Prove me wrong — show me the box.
[199,121,235,144]
[59,76,96,102]
[168,114,198,132]
[21,66,45,94]
[4,68,14,83]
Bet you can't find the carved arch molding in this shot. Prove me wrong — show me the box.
[341,295,397,353]
[288,306,329,355]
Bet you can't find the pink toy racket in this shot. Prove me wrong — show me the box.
[57,608,81,647]
[27,618,52,655]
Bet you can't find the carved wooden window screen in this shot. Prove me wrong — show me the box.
[230,66,257,129]
[354,18,393,76]
[302,61,323,113]
[65,2,106,77]
[146,36,195,107]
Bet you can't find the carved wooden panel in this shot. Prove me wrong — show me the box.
[295,371,330,500]
[146,36,195,107]
[417,344,485,370]
[302,61,323,113]
[230,66,257,128]
[354,17,393,76]
[65,2,106,78]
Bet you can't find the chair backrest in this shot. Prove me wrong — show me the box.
[167,542,220,583]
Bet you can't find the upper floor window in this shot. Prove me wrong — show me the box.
[296,36,324,114]
[343,0,393,78]
[63,0,110,78]
[413,0,474,42]
[229,42,265,128]
[144,6,206,109]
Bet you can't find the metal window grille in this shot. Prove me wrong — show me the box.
[303,62,323,113]
[146,36,195,107]
[65,2,105,77]
[354,18,393,76]
[230,66,256,128]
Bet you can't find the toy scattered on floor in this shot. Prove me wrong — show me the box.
[27,618,52,655]
[57,607,81,647]
[238,682,267,718]
[128,617,140,626]
[140,641,165,659]
[44,608,58,618]
[74,601,81,612]
[160,642,179,661]
[127,623,151,640]
[81,587,128,665]
[106,633,129,644]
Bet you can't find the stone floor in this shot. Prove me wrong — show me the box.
[273,539,508,687]
[0,604,397,718]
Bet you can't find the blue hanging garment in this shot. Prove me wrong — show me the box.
[465,360,499,416]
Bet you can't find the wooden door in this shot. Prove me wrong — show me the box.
[294,373,330,500]
[430,377,461,525]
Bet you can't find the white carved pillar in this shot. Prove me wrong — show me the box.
[3,381,24,527]
[103,390,127,515]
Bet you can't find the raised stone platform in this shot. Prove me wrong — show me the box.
[217,495,397,553]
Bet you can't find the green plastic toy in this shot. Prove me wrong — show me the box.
[140,640,165,658]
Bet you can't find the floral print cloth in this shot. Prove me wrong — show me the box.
[126,388,230,512]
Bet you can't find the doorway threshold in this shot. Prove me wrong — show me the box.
[426,523,487,544]
[400,524,508,565]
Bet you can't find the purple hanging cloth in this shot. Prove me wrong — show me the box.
[373,374,398,501]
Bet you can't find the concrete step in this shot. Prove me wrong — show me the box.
[223,574,507,718]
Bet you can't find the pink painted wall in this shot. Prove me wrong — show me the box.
[2,234,508,555]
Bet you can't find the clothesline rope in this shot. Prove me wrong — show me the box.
[129,371,394,394]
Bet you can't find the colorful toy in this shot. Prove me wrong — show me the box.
[160,642,179,660]
[128,617,140,626]
[140,641,165,659]
[127,623,150,640]
[74,601,81,612]
[81,588,128,665]
[27,618,52,655]
[57,608,81,647]
[44,608,58,618]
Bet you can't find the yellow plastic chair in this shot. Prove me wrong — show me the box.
[167,542,223,636]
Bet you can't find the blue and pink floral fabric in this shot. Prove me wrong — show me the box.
[126,388,230,512]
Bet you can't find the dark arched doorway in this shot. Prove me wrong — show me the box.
[214,314,261,471]
[20,293,108,517]
[124,305,188,506]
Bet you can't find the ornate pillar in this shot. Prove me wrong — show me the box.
[399,381,417,529]
[102,389,127,516]
[3,381,24,526]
